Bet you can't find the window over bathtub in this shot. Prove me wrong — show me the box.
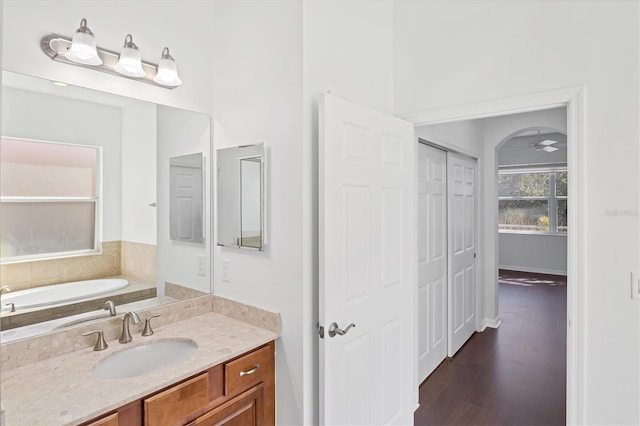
[498,166,567,235]
[0,137,101,263]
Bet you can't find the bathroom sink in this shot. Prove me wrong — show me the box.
[93,339,198,379]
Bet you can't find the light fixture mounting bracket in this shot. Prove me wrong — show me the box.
[40,34,177,90]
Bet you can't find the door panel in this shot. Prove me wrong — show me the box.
[417,143,448,383]
[320,93,415,425]
[448,153,477,356]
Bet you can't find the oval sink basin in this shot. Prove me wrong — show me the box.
[93,339,198,379]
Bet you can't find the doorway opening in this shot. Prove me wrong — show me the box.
[410,89,582,424]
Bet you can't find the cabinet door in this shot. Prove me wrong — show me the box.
[191,383,264,426]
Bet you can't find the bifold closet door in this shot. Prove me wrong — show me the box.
[447,152,477,356]
[417,143,448,383]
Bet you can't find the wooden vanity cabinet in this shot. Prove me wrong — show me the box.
[82,341,275,426]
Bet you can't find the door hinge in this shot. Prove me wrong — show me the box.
[474,253,477,259]
[317,323,324,339]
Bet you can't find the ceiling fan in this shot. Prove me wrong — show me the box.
[504,129,560,153]
[530,129,558,152]
[534,138,559,152]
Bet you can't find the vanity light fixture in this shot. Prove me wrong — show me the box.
[114,34,146,78]
[153,47,182,87]
[65,18,102,65]
[40,18,181,89]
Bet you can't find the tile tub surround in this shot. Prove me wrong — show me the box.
[0,241,122,291]
[120,241,156,285]
[1,311,279,426]
[0,296,178,344]
[0,278,156,331]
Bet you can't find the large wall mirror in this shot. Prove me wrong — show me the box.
[0,71,212,340]
[217,143,266,250]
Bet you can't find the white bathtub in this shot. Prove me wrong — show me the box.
[1,278,129,311]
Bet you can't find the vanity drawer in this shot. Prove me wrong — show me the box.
[144,373,209,426]
[225,344,273,396]
[85,412,118,426]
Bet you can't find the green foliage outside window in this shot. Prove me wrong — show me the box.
[498,170,567,233]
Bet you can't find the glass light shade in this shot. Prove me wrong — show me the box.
[114,44,145,77]
[153,48,182,87]
[65,19,102,65]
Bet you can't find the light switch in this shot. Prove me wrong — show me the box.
[632,273,640,300]
[197,255,205,277]
[222,259,231,283]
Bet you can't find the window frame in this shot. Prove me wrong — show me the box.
[0,137,102,264]
[498,165,567,236]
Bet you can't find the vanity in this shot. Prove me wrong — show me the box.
[0,295,279,426]
[84,342,274,426]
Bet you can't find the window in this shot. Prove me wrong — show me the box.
[498,168,567,234]
[0,137,100,262]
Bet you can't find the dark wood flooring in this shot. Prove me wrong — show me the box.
[414,270,567,426]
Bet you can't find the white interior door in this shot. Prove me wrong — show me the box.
[319,93,415,425]
[417,143,448,383]
[447,152,477,356]
[169,164,203,243]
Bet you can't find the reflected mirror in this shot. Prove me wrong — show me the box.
[170,153,205,244]
[217,144,265,250]
[0,71,212,340]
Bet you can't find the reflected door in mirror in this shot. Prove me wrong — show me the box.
[169,153,204,244]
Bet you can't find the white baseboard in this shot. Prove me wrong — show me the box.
[499,264,567,276]
[480,317,501,331]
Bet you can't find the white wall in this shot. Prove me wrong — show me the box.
[210,3,303,425]
[1,87,122,242]
[303,2,394,423]
[2,0,214,113]
[121,102,157,245]
[156,105,211,294]
[499,233,567,276]
[415,120,484,158]
[394,1,640,423]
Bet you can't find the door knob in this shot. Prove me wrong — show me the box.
[328,322,356,338]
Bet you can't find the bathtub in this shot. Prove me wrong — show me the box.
[1,278,129,311]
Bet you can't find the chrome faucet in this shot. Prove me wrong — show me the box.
[103,300,117,316]
[1,285,12,311]
[119,311,141,344]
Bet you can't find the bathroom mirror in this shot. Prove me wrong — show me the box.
[0,71,212,340]
[217,144,265,250]
[170,153,205,244]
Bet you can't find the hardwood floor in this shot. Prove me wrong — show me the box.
[414,270,567,426]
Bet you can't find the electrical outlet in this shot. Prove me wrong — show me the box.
[632,272,640,300]
[197,255,205,277]
[222,259,231,283]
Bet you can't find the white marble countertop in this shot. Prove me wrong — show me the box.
[1,311,278,426]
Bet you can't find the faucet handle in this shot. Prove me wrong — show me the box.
[142,313,161,336]
[5,303,15,313]
[103,300,116,316]
[82,330,108,351]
